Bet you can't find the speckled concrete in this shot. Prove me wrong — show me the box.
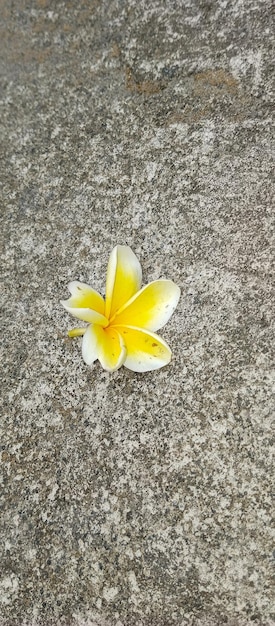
[1,1,274,625]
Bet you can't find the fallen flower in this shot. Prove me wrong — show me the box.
[61,245,180,372]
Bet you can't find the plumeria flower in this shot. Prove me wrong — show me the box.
[61,245,180,373]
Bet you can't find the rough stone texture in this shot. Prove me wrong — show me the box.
[1,0,274,625]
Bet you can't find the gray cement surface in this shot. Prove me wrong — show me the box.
[1,0,274,624]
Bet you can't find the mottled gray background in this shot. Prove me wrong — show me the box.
[1,0,274,625]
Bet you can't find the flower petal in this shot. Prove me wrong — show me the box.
[98,327,127,372]
[67,281,105,314]
[117,325,172,372]
[82,325,126,371]
[61,300,109,325]
[105,245,142,319]
[111,280,180,331]
[82,324,101,365]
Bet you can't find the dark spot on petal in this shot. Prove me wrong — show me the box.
[152,342,158,347]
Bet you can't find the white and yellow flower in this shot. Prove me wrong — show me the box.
[61,245,180,372]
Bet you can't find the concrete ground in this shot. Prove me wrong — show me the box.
[1,1,274,625]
